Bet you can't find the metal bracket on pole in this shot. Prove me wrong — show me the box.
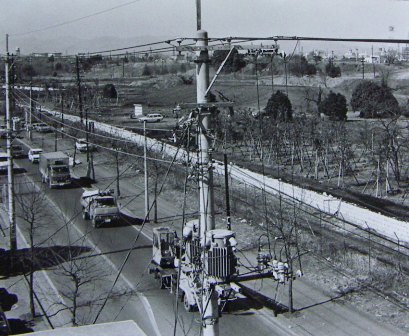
[205,47,235,97]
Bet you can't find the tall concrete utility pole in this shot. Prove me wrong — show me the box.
[196,29,218,336]
[143,121,149,220]
[5,34,16,251]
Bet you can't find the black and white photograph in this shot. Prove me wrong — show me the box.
[0,1,409,335]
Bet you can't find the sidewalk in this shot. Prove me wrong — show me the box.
[0,206,51,333]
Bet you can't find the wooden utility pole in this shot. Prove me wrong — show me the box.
[5,34,16,250]
[61,92,64,138]
[76,56,83,123]
[196,0,201,30]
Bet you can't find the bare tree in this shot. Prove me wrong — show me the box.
[52,240,108,326]
[265,194,303,313]
[15,181,49,319]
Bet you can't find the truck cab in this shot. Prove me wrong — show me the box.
[81,189,119,228]
[39,152,71,188]
[152,227,178,268]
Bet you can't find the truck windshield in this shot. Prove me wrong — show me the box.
[52,166,68,173]
[96,197,115,206]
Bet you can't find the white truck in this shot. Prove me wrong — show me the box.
[39,152,71,188]
[28,148,43,163]
[80,188,120,228]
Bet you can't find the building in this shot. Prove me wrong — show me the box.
[24,320,147,336]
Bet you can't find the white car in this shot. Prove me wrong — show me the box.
[138,113,164,123]
[28,148,43,163]
[33,123,52,133]
[76,138,96,153]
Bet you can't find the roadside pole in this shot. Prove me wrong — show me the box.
[5,34,16,251]
[29,80,33,140]
[196,29,219,336]
[144,121,149,220]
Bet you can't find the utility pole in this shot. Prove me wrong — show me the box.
[143,121,149,220]
[361,57,365,79]
[76,56,83,123]
[61,92,64,138]
[196,29,218,336]
[5,34,17,251]
[196,0,201,30]
[224,153,231,230]
[29,80,33,141]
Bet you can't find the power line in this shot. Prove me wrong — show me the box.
[11,0,141,37]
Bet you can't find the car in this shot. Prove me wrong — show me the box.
[75,138,96,153]
[0,152,8,173]
[11,145,24,158]
[28,148,43,163]
[35,123,53,133]
[138,113,164,123]
[0,126,7,139]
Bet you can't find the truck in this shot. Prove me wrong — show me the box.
[39,152,71,188]
[80,188,120,228]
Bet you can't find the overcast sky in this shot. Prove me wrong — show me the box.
[0,0,408,53]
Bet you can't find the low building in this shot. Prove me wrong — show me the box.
[24,320,147,336]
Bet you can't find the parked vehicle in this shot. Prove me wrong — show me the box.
[12,117,21,132]
[0,126,7,139]
[28,148,43,163]
[34,123,52,133]
[75,138,96,153]
[80,188,120,228]
[0,153,8,173]
[11,145,24,158]
[39,152,71,188]
[138,113,164,123]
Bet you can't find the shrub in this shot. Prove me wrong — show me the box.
[318,91,347,121]
[264,90,292,121]
[350,80,400,118]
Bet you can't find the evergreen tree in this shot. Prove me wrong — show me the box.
[264,90,292,121]
[350,80,400,118]
[318,91,347,121]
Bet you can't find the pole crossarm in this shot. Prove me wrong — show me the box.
[179,102,234,109]
[176,43,279,52]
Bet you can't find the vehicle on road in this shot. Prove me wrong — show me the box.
[39,152,71,188]
[34,123,52,133]
[75,138,96,153]
[0,126,7,139]
[138,113,164,123]
[80,188,120,228]
[0,152,8,173]
[28,148,43,163]
[11,145,24,158]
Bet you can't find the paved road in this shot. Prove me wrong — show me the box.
[2,134,297,336]
[1,130,407,336]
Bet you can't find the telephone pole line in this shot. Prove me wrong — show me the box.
[76,56,84,123]
[196,29,219,336]
[143,121,149,220]
[5,34,17,251]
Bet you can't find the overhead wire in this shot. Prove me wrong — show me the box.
[11,0,142,37]
[12,91,176,165]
